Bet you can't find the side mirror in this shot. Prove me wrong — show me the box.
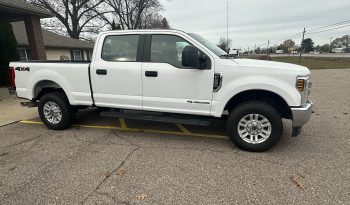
[182,46,207,69]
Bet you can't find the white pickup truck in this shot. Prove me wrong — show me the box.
[8,29,313,151]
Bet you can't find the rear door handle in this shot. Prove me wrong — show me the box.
[96,69,107,75]
[145,71,158,77]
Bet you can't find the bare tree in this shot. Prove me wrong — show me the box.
[27,0,107,40]
[99,0,165,30]
[281,39,296,53]
[144,14,170,29]
[218,37,232,53]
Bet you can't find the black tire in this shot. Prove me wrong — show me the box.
[38,92,74,130]
[227,101,283,152]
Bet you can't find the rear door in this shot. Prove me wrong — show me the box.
[141,34,214,115]
[91,34,144,110]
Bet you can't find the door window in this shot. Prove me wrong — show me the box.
[150,35,192,68]
[102,35,139,62]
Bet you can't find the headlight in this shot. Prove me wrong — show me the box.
[296,76,311,106]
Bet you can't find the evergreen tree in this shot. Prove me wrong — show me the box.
[301,38,314,53]
[161,18,170,29]
[0,23,19,85]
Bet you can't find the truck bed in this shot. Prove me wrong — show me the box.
[10,61,93,106]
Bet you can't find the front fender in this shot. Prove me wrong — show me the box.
[211,75,300,117]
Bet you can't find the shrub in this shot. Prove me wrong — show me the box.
[258,55,272,61]
[0,23,19,86]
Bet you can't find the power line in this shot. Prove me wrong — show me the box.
[253,20,350,49]
[273,32,304,43]
[307,19,350,33]
[270,32,304,45]
[306,24,350,35]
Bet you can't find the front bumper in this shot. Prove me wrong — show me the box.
[291,100,313,128]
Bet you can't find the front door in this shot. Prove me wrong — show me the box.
[142,34,214,116]
[92,34,143,110]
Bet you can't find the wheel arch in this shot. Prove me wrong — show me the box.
[33,80,70,102]
[223,89,292,119]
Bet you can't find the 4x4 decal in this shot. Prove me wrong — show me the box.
[15,67,30,71]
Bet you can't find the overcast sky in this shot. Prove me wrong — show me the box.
[159,0,350,50]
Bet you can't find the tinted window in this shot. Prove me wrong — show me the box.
[102,35,139,62]
[151,35,192,68]
[188,33,227,57]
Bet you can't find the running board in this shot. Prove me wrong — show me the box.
[20,101,38,107]
[100,110,211,126]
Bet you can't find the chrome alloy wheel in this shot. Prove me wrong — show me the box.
[237,114,272,144]
[43,101,62,124]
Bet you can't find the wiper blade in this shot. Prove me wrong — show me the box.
[219,54,233,58]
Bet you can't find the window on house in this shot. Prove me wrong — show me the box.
[17,49,28,61]
[73,50,82,61]
[89,50,93,60]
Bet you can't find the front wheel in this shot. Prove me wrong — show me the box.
[227,101,283,152]
[38,92,74,130]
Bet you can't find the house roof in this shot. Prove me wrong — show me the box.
[0,0,53,18]
[12,21,94,49]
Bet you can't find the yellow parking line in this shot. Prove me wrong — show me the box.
[20,120,44,125]
[133,128,228,140]
[19,120,229,140]
[176,124,191,134]
[77,124,120,130]
[118,118,128,129]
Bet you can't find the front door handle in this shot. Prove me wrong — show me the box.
[145,71,158,77]
[96,69,107,75]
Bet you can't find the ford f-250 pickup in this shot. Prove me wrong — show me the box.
[8,29,313,152]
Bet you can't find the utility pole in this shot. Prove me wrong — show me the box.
[299,27,306,64]
[226,1,229,52]
[254,44,257,57]
[267,40,270,56]
[329,37,333,53]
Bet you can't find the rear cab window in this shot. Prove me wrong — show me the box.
[101,35,139,62]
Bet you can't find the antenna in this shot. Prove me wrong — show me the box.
[227,1,229,51]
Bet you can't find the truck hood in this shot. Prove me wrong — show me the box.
[232,58,310,75]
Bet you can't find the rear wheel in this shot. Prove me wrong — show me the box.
[38,92,74,130]
[227,101,283,152]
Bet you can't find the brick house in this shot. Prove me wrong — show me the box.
[12,21,94,61]
[0,0,93,61]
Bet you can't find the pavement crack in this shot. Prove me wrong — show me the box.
[80,146,139,205]
[110,129,232,154]
[0,120,20,128]
[111,129,139,147]
[72,128,113,144]
[2,130,50,149]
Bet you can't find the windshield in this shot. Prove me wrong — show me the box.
[188,33,228,57]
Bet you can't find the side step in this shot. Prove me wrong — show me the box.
[20,101,38,107]
[100,109,211,126]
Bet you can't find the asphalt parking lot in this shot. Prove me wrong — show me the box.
[0,69,350,205]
